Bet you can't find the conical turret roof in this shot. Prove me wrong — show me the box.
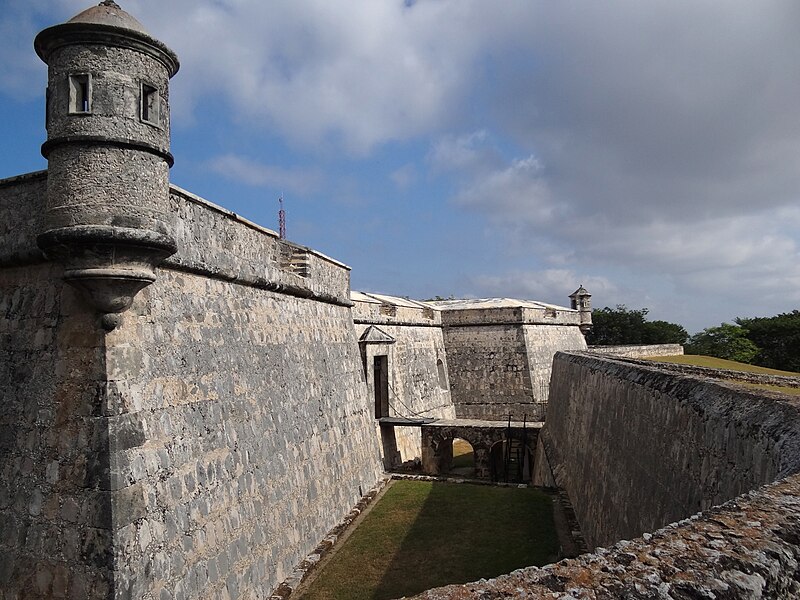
[67,1,148,35]
[34,0,179,77]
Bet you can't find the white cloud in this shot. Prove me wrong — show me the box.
[6,0,800,329]
[129,0,513,153]
[427,130,494,172]
[207,154,322,196]
[454,155,563,227]
[390,164,416,189]
[0,2,75,100]
[470,269,618,306]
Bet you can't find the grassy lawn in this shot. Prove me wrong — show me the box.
[644,354,799,376]
[643,355,800,395]
[299,480,558,600]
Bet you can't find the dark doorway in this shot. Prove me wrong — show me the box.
[490,440,533,483]
[374,355,389,418]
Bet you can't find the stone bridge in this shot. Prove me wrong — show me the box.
[380,418,541,480]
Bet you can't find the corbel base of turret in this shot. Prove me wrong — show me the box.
[37,225,177,330]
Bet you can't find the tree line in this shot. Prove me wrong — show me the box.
[587,305,800,373]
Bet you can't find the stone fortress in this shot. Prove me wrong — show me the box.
[2,3,800,599]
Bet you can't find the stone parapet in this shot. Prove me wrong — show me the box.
[351,292,441,326]
[165,185,352,306]
[618,355,800,389]
[0,171,47,266]
[587,343,684,358]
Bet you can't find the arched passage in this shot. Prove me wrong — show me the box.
[450,438,475,477]
[420,422,540,480]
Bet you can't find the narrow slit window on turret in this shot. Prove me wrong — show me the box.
[141,82,160,125]
[45,86,51,126]
[68,74,92,114]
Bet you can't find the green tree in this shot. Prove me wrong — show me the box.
[735,310,800,372]
[642,320,689,345]
[684,323,759,363]
[586,305,687,346]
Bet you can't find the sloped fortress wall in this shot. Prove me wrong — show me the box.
[435,300,587,421]
[0,176,384,598]
[352,293,455,464]
[540,352,800,549]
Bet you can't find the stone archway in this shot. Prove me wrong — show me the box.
[420,420,540,480]
[450,438,475,477]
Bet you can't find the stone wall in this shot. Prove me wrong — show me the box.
[352,293,454,464]
[442,323,586,422]
[0,172,47,266]
[541,352,800,549]
[0,262,116,598]
[1,175,116,597]
[0,175,385,599]
[412,353,800,599]
[442,324,534,421]
[587,343,684,358]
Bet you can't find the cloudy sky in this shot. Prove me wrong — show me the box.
[2,0,799,332]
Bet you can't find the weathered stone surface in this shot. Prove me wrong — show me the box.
[587,343,684,358]
[0,171,47,265]
[442,323,586,421]
[544,352,800,549]
[0,260,114,599]
[103,260,383,598]
[353,292,455,464]
[1,168,384,599]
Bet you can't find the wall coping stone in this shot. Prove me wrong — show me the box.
[587,343,684,358]
[614,355,800,389]
[0,169,47,189]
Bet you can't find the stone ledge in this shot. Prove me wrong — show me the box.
[615,355,800,390]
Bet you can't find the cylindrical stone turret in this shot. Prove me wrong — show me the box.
[34,1,179,329]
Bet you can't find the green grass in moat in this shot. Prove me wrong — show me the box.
[299,480,558,600]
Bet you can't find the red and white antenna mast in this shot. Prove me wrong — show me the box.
[278,195,286,239]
